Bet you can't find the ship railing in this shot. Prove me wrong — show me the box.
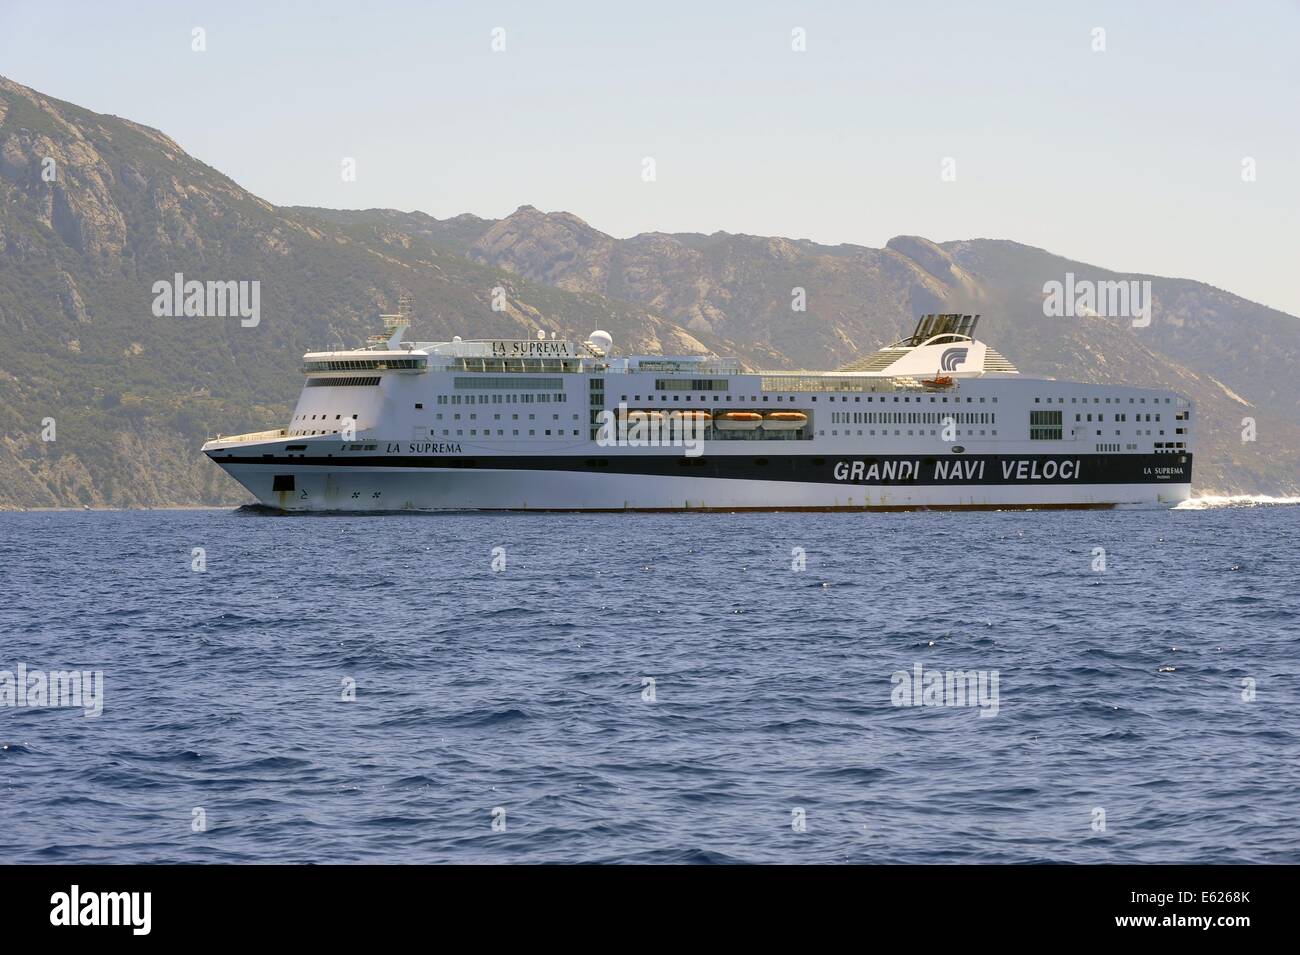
[757,374,953,394]
[631,360,743,375]
[212,428,289,444]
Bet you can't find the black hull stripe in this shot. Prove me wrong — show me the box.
[243,502,1126,515]
[212,452,1192,486]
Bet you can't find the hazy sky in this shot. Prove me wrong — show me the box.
[3,0,1298,314]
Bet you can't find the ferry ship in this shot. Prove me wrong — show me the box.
[202,312,1193,511]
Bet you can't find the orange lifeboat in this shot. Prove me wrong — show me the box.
[921,375,954,390]
[713,411,763,431]
[761,411,808,431]
[625,410,665,425]
[669,410,713,422]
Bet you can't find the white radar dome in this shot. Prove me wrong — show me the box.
[586,330,613,355]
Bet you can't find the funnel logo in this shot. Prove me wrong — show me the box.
[939,347,969,371]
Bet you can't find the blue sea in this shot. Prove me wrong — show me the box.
[1,503,1297,864]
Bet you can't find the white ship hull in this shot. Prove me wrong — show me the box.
[214,458,1192,512]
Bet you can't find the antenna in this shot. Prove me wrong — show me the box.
[374,291,412,349]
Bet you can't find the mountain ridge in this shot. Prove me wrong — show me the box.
[2,75,1297,504]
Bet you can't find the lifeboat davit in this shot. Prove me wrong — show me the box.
[713,411,763,431]
[760,411,808,431]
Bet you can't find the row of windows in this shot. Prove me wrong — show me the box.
[438,393,567,405]
[409,384,1179,415]
[441,413,580,422]
[452,376,563,390]
[290,410,357,437]
[759,376,907,393]
[1028,409,1179,443]
[450,358,582,373]
[824,430,994,438]
[830,412,994,425]
[1035,395,1175,405]
[1076,413,1158,423]
[434,429,582,438]
[654,378,730,391]
[303,358,424,372]
[293,412,357,422]
[305,377,381,387]
[617,393,993,405]
[414,387,1005,409]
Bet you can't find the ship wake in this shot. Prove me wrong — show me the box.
[1175,494,1300,509]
